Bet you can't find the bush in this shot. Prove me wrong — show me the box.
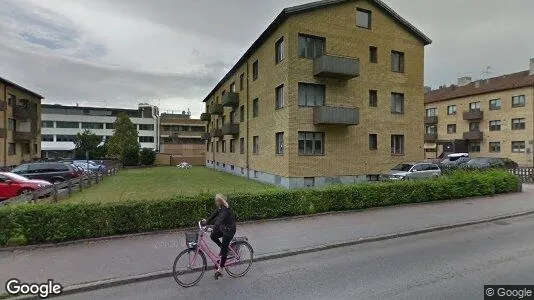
[0,170,520,246]
[122,146,139,166]
[140,148,156,166]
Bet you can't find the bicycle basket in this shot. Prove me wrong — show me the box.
[185,232,199,249]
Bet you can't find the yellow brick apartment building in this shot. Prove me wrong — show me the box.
[0,77,43,168]
[424,58,534,166]
[202,0,431,188]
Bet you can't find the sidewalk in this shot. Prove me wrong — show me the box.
[1,189,534,294]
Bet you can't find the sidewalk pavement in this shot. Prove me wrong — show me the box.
[1,188,534,295]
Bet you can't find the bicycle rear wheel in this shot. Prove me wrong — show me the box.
[225,241,253,278]
[173,249,207,287]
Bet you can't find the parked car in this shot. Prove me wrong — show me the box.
[465,157,519,169]
[0,172,52,200]
[73,161,107,173]
[10,162,81,184]
[383,162,442,181]
[441,153,471,169]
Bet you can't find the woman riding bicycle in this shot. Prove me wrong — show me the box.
[201,194,236,279]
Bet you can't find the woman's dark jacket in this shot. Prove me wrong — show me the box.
[206,206,236,235]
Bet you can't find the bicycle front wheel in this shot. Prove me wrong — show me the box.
[173,248,207,287]
[225,241,254,278]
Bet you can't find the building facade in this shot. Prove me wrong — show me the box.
[41,104,159,159]
[159,111,206,165]
[202,0,431,188]
[424,58,534,166]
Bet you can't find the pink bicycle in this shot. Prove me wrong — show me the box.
[172,221,254,287]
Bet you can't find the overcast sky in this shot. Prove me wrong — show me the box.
[1,0,533,117]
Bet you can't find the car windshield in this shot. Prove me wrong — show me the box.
[467,158,489,165]
[391,164,414,171]
[5,173,30,181]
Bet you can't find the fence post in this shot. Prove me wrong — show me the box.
[67,180,72,196]
[53,185,58,203]
[32,190,38,203]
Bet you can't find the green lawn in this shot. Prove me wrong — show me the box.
[67,167,278,203]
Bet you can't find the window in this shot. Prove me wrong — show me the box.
[22,143,30,154]
[369,46,377,63]
[469,142,481,152]
[391,135,405,155]
[512,118,526,130]
[469,102,481,111]
[222,116,226,125]
[8,143,16,155]
[366,175,380,182]
[391,93,404,114]
[298,83,325,107]
[252,99,259,118]
[275,37,285,63]
[230,139,236,153]
[230,82,236,93]
[469,122,480,131]
[105,123,115,130]
[139,136,154,143]
[512,95,526,108]
[512,141,526,153]
[369,90,377,107]
[275,85,284,109]
[391,51,405,73]
[447,105,457,115]
[56,135,77,142]
[41,135,54,142]
[447,124,457,134]
[489,99,501,110]
[425,108,437,117]
[356,8,372,29]
[298,34,325,59]
[41,121,54,128]
[216,141,219,152]
[369,134,378,150]
[298,132,324,155]
[489,120,501,131]
[252,136,259,154]
[425,125,437,135]
[239,138,245,154]
[275,132,284,155]
[56,121,79,129]
[8,119,15,131]
[221,140,226,153]
[252,60,259,81]
[8,94,16,107]
[240,105,245,122]
[489,142,501,153]
[82,122,104,129]
[239,73,244,91]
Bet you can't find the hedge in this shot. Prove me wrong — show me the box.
[0,170,520,246]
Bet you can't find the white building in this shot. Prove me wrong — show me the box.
[41,103,160,159]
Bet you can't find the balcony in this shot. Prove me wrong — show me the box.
[0,128,6,138]
[13,131,35,141]
[424,133,438,142]
[0,101,6,111]
[201,132,211,140]
[463,110,484,120]
[463,130,483,140]
[313,106,359,125]
[200,113,211,121]
[209,104,223,116]
[210,129,223,138]
[424,116,438,124]
[222,92,239,107]
[313,54,360,79]
[221,123,239,136]
[13,105,36,120]
[176,131,204,138]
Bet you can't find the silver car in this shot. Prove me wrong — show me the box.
[383,162,442,181]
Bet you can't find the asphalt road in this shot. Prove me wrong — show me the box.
[59,214,534,300]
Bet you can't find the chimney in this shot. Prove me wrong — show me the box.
[457,76,472,86]
[530,58,534,75]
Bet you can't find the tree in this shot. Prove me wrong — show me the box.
[122,145,140,166]
[74,130,102,159]
[107,112,139,159]
[140,148,156,166]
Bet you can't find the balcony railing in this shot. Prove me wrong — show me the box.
[0,128,6,138]
[0,101,6,111]
[313,106,359,125]
[221,123,239,136]
[424,133,438,142]
[13,131,35,141]
[210,129,223,138]
[13,105,36,120]
[463,110,484,120]
[424,116,438,124]
[209,104,224,116]
[313,54,360,79]
[201,132,211,140]
[463,130,483,140]
[176,131,203,138]
[200,113,211,121]
[222,92,239,107]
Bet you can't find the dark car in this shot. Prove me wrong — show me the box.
[11,162,81,184]
[465,157,519,170]
[441,156,471,169]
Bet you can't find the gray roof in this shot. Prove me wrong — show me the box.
[0,76,44,99]
[203,0,432,102]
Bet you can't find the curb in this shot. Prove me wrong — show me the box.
[12,208,534,299]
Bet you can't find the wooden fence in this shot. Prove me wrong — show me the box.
[0,166,120,206]
[508,167,534,183]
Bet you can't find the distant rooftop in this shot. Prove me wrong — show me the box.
[0,76,44,99]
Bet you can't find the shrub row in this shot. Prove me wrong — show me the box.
[0,170,520,246]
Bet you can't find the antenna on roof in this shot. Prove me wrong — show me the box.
[481,66,493,79]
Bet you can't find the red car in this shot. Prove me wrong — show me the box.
[0,172,52,200]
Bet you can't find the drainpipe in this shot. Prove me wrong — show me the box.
[3,85,6,168]
[246,61,250,179]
